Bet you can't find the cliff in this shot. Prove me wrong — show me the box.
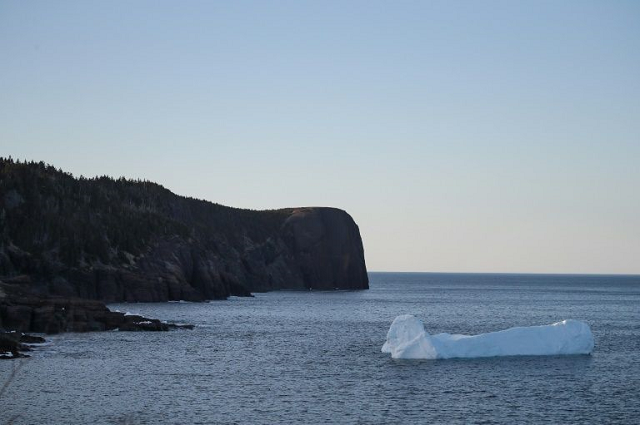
[0,159,368,305]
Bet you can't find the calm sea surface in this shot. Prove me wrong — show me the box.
[2,273,639,424]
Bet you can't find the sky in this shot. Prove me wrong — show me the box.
[1,0,639,274]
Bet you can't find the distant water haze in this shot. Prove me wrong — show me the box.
[1,1,638,274]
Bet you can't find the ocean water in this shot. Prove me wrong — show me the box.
[2,272,639,424]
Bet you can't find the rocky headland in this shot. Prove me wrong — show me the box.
[0,158,368,350]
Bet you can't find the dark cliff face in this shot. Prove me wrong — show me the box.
[282,208,368,290]
[0,159,368,303]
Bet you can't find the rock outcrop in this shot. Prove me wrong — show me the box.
[0,282,191,336]
[0,333,28,359]
[279,207,368,291]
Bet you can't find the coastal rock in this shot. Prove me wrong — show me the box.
[19,333,46,344]
[281,208,368,290]
[0,282,191,336]
[0,159,369,303]
[0,332,41,359]
[0,333,23,358]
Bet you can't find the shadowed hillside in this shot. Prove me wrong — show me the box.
[0,158,368,304]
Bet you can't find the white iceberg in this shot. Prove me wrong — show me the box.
[382,315,594,360]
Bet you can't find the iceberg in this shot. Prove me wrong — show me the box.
[382,315,594,359]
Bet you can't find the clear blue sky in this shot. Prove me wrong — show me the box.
[1,1,639,274]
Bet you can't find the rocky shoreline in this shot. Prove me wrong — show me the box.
[0,281,194,359]
[0,160,369,360]
[0,331,46,359]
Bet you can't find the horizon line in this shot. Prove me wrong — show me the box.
[368,270,640,277]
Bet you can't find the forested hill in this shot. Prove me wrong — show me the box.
[0,158,368,302]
